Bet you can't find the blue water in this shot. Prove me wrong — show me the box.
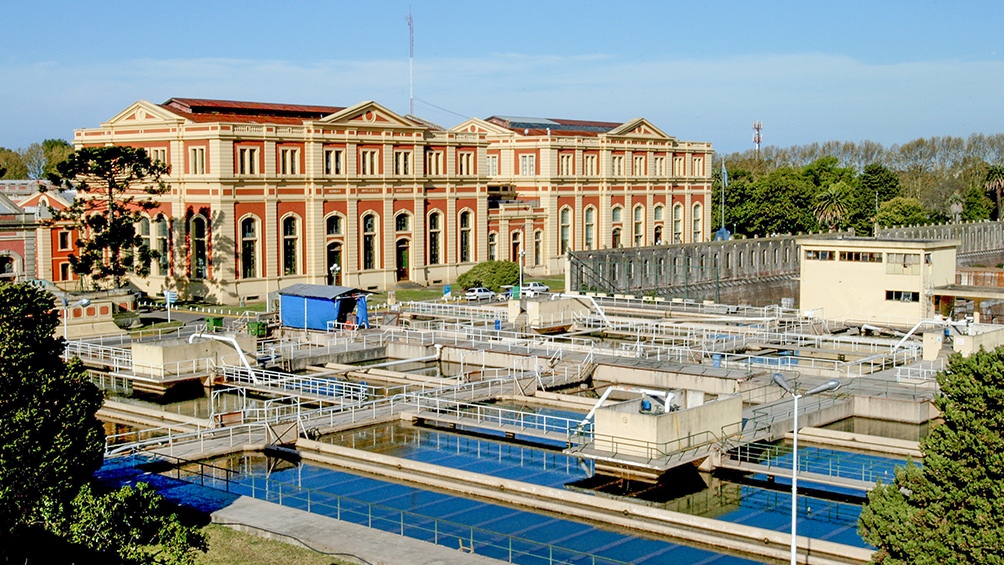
[321,423,873,549]
[219,453,763,565]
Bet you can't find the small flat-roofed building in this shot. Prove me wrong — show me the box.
[798,236,958,326]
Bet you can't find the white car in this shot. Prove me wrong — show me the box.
[521,282,551,297]
[465,287,496,301]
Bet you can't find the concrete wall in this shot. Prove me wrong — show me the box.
[953,326,1004,357]
[853,395,938,425]
[594,395,742,458]
[592,364,742,395]
[878,220,1004,257]
[523,296,591,327]
[132,334,256,377]
[568,235,801,297]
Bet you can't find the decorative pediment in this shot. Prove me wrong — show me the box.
[449,118,514,136]
[102,100,187,127]
[316,101,422,129]
[18,189,73,211]
[606,118,674,140]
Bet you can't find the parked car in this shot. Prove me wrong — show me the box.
[521,282,551,297]
[464,287,496,301]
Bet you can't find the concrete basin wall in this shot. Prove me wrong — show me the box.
[593,364,741,395]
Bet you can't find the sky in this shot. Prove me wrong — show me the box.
[2,0,1003,154]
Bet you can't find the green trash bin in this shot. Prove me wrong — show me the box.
[246,321,266,337]
[206,316,224,330]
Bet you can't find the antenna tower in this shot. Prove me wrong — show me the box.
[407,9,414,116]
[752,120,763,158]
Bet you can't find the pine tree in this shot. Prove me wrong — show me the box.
[858,348,1004,564]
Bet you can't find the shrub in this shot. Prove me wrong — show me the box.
[456,261,520,292]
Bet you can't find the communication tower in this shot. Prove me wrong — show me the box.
[752,120,763,157]
[407,10,415,116]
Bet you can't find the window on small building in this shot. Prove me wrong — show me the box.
[654,157,665,176]
[559,154,573,176]
[58,230,72,251]
[487,155,498,176]
[151,148,167,165]
[59,262,71,281]
[633,155,645,176]
[886,290,920,302]
[282,216,299,275]
[804,250,837,260]
[612,155,624,176]
[584,154,597,176]
[488,232,497,261]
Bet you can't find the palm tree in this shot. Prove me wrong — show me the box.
[984,165,1004,220]
[813,181,851,230]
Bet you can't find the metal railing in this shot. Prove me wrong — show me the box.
[896,359,946,383]
[728,440,905,485]
[157,454,663,565]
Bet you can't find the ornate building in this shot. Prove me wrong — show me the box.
[68,98,712,304]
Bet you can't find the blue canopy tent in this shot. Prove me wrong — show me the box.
[278,284,369,331]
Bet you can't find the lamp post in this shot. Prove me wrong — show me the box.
[772,373,841,565]
[62,297,91,341]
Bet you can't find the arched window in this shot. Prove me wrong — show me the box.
[672,204,683,243]
[488,232,497,261]
[326,214,343,236]
[459,210,472,262]
[395,213,410,232]
[633,205,644,247]
[534,230,543,265]
[282,215,299,275]
[240,216,258,279]
[135,217,151,274]
[612,227,622,248]
[692,203,703,243]
[654,225,664,245]
[584,207,595,250]
[154,215,170,275]
[654,205,664,221]
[559,207,571,255]
[611,206,623,224]
[511,230,523,262]
[190,214,208,279]
[428,212,441,265]
[362,213,378,270]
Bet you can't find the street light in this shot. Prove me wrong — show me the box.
[62,297,91,341]
[772,373,841,565]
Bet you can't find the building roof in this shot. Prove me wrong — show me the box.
[161,98,345,125]
[485,115,622,137]
[277,284,367,300]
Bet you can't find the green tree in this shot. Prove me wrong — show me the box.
[46,146,170,288]
[0,283,206,564]
[876,197,929,227]
[0,283,104,533]
[813,181,852,230]
[20,142,46,179]
[42,138,74,178]
[984,164,1004,220]
[0,146,28,179]
[962,184,993,221]
[746,168,818,236]
[456,260,520,292]
[858,348,1004,564]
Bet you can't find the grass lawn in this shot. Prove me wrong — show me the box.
[197,524,357,565]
